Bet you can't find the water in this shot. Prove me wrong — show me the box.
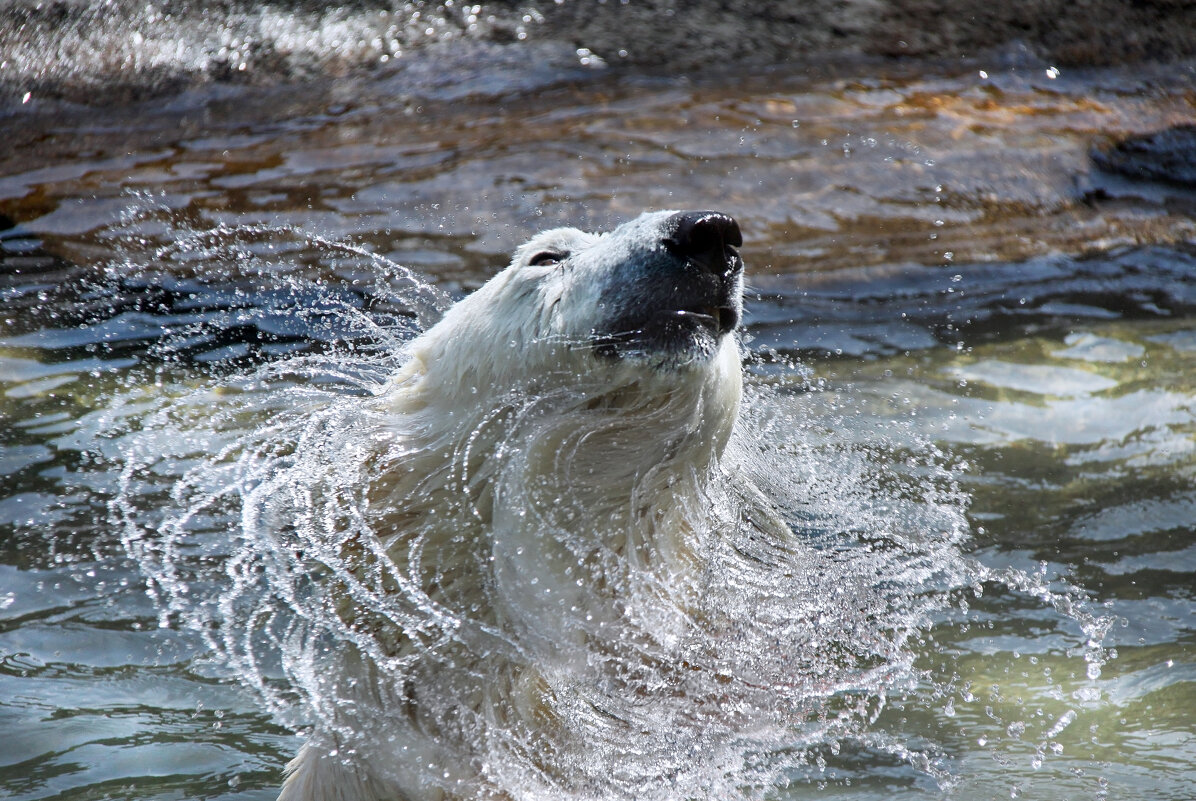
[3,8,1196,800]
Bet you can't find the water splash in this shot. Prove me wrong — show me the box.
[100,212,1117,799]
[0,1,513,102]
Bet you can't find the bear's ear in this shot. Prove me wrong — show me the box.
[528,250,568,267]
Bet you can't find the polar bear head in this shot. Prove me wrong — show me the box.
[517,209,745,367]
[402,210,745,427]
[371,209,748,556]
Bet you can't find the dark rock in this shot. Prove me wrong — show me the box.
[1091,125,1196,188]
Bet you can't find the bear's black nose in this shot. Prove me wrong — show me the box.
[663,211,743,277]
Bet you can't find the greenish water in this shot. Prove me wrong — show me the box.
[2,29,1195,801]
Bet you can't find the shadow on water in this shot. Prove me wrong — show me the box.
[1,4,1195,799]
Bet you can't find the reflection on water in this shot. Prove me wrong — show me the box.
[2,29,1195,801]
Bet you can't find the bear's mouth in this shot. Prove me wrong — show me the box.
[591,301,740,363]
[670,304,740,336]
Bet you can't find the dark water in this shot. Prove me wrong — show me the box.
[2,7,1196,799]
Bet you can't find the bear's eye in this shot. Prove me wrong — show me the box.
[528,250,567,267]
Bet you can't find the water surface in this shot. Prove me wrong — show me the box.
[2,24,1195,801]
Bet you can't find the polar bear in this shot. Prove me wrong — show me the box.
[276,210,792,801]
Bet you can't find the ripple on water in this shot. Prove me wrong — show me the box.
[54,215,1161,801]
[1,89,1193,793]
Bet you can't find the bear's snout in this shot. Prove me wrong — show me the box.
[663,211,743,280]
[586,209,746,366]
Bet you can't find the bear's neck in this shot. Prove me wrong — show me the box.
[359,345,744,649]
[372,340,742,535]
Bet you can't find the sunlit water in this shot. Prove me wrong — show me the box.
[2,12,1195,800]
